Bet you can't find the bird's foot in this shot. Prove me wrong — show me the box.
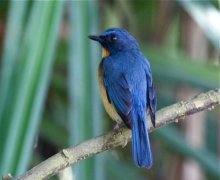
[121,135,128,148]
[113,123,128,148]
[113,123,120,131]
[120,128,129,148]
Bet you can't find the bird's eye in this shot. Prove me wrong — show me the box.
[110,35,117,41]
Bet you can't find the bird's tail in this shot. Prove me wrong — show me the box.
[131,109,153,168]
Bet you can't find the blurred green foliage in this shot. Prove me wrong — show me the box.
[0,0,219,180]
[0,0,64,176]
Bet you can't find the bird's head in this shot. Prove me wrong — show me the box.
[89,28,139,57]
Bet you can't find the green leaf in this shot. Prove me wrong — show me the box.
[68,1,105,180]
[0,1,64,175]
[145,47,219,89]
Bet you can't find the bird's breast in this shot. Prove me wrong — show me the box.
[98,61,122,124]
[102,48,110,58]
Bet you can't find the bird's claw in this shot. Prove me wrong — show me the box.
[121,135,128,148]
[119,128,128,148]
[113,123,120,131]
[113,124,128,148]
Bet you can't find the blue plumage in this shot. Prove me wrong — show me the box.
[89,28,156,168]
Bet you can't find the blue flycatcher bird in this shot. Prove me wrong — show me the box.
[89,28,156,168]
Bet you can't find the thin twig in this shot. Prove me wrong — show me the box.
[4,89,220,180]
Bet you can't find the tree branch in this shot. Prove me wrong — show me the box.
[5,89,220,180]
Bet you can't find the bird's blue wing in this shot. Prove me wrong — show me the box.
[145,60,156,127]
[103,72,133,128]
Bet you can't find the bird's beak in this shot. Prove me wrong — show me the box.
[88,35,103,43]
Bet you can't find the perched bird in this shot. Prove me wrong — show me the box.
[89,28,156,168]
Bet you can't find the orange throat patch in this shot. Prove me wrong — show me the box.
[102,48,110,58]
